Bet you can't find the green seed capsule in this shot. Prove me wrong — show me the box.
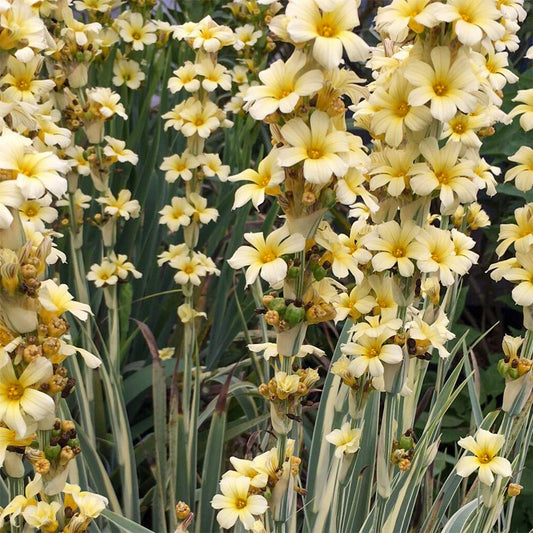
[45,444,61,461]
[285,303,306,327]
[268,297,287,314]
[497,359,508,378]
[398,434,414,451]
[287,265,301,279]
[508,367,520,380]
[311,263,327,281]
[68,438,80,448]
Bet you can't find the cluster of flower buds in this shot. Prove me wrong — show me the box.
[158,16,237,316]
[259,368,319,433]
[212,440,302,531]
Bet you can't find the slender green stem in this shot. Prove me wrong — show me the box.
[8,476,24,533]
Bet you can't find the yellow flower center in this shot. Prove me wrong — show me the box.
[183,265,195,274]
[478,452,492,464]
[131,31,142,41]
[194,117,206,126]
[451,122,466,134]
[260,249,277,263]
[235,498,247,510]
[459,11,471,22]
[392,247,405,258]
[486,61,497,73]
[436,171,449,184]
[433,82,448,97]
[15,78,31,92]
[367,347,379,358]
[396,101,410,117]
[258,174,270,188]
[6,382,24,401]
[431,252,441,262]
[318,24,335,37]
[100,273,110,280]
[279,89,292,99]
[308,148,323,160]
[24,207,37,217]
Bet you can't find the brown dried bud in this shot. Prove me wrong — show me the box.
[42,337,61,356]
[59,446,75,465]
[61,420,76,433]
[48,318,68,337]
[507,483,523,498]
[398,458,411,471]
[265,310,280,326]
[34,458,50,474]
[23,344,42,363]
[20,264,37,279]
[176,501,191,521]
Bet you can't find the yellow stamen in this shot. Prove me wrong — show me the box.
[7,382,24,401]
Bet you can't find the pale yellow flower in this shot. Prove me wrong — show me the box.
[343,332,403,377]
[244,51,323,119]
[158,347,175,360]
[19,194,57,232]
[211,476,268,530]
[87,87,127,120]
[409,138,476,210]
[228,226,305,286]
[432,0,504,45]
[117,12,157,50]
[509,89,533,131]
[0,130,69,199]
[414,227,467,286]
[364,220,422,277]
[179,100,221,138]
[234,24,262,49]
[326,422,362,459]
[229,149,284,209]
[168,61,200,93]
[87,261,119,287]
[172,256,208,286]
[334,283,376,322]
[159,197,194,232]
[189,16,235,52]
[39,279,92,321]
[160,152,198,182]
[369,78,432,147]
[286,0,369,70]
[495,205,533,257]
[1,56,54,103]
[405,46,478,122]
[178,303,207,324]
[505,146,533,192]
[279,110,349,184]
[0,358,54,437]
[456,429,512,485]
[103,136,138,165]
[407,310,455,358]
[195,59,232,92]
[198,153,230,180]
[370,146,417,197]
[503,251,533,306]
[375,0,438,41]
[97,189,140,220]
[112,58,145,90]
[189,193,218,225]
[108,252,142,280]
[23,501,60,532]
